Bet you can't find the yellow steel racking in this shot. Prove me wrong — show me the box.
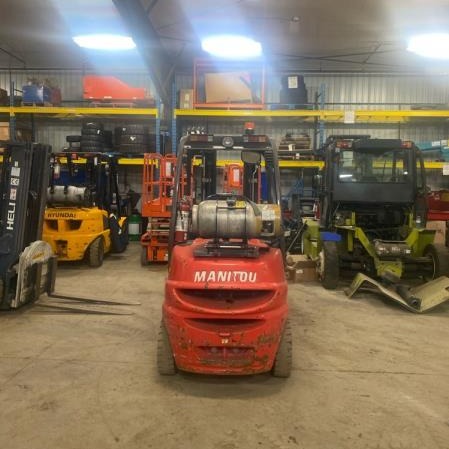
[0,106,159,165]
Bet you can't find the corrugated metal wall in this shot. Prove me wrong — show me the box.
[0,70,154,103]
[1,69,155,150]
[1,70,449,149]
[174,72,449,145]
[2,69,449,194]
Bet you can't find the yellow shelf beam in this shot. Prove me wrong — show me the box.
[0,154,446,168]
[0,106,158,118]
[174,108,449,122]
[174,108,324,118]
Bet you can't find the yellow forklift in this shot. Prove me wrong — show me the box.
[43,152,128,267]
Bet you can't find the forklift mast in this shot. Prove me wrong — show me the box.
[48,152,123,216]
[168,134,283,257]
[0,143,52,308]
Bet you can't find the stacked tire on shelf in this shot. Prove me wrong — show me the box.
[81,121,104,152]
[116,124,150,155]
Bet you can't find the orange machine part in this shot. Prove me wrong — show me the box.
[141,153,181,263]
[83,75,147,101]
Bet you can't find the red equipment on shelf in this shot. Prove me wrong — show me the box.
[83,75,150,103]
[140,153,178,264]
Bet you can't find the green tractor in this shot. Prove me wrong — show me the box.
[302,137,449,293]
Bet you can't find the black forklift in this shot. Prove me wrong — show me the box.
[0,142,56,309]
[302,136,449,312]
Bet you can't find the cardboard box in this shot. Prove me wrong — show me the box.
[179,89,193,109]
[205,72,253,103]
[426,220,447,245]
[294,267,318,282]
[286,266,317,282]
[286,254,316,268]
[0,122,32,143]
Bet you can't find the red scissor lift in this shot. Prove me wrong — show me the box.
[141,153,177,264]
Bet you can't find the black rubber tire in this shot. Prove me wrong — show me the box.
[83,121,104,130]
[120,124,149,134]
[320,241,340,290]
[81,144,104,152]
[141,246,149,266]
[66,135,81,143]
[88,237,104,267]
[423,243,449,279]
[272,319,292,378]
[157,321,177,375]
[82,128,104,137]
[120,134,149,145]
[119,143,150,153]
[81,135,102,145]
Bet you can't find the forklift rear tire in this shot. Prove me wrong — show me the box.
[319,241,339,290]
[157,321,177,375]
[423,243,449,279]
[272,319,292,378]
[88,237,104,267]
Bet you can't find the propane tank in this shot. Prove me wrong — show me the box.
[175,202,190,242]
[47,185,92,207]
[191,199,262,239]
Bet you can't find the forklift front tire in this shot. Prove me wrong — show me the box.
[157,321,177,375]
[88,237,105,268]
[272,319,292,378]
[423,243,449,279]
[319,241,339,290]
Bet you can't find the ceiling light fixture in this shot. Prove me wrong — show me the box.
[201,35,262,59]
[407,33,449,59]
[73,34,136,51]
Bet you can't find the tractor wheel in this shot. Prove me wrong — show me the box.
[319,241,340,290]
[140,246,149,266]
[88,237,104,267]
[423,243,449,279]
[272,319,292,378]
[157,321,176,375]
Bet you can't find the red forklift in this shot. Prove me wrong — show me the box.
[157,134,291,376]
[140,153,177,264]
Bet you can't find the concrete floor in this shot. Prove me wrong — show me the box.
[1,242,449,449]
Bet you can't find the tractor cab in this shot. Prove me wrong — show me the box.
[303,137,449,293]
[320,138,427,233]
[158,134,291,377]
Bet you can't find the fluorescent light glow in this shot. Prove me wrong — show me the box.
[407,33,449,59]
[73,34,136,51]
[201,35,262,59]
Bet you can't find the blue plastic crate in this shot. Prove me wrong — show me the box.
[22,85,52,105]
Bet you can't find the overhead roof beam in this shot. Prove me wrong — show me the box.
[113,0,171,105]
